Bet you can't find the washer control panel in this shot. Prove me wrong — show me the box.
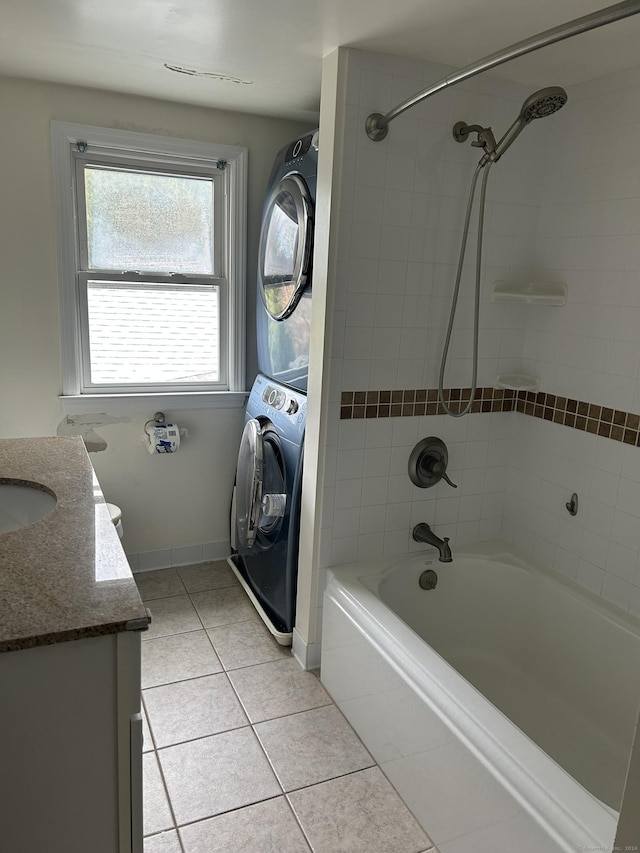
[263,385,287,411]
[262,384,305,420]
[251,375,307,436]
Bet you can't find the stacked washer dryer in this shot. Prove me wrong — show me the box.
[229,130,318,645]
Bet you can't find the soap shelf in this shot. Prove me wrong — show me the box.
[491,281,567,306]
[495,374,539,392]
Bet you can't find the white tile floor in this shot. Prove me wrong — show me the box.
[137,560,439,853]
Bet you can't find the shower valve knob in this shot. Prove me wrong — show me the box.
[409,437,458,489]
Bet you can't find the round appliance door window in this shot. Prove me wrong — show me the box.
[235,418,263,549]
[257,432,286,537]
[258,174,313,321]
[235,419,287,549]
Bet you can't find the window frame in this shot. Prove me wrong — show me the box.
[51,122,248,412]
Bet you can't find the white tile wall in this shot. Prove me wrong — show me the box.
[504,64,640,610]
[316,47,640,639]
[128,539,231,573]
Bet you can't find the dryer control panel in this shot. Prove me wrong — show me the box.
[284,131,319,166]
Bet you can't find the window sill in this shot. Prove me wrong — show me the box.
[59,391,249,416]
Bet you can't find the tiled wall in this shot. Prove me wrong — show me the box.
[340,386,640,444]
[503,66,640,612]
[315,47,640,647]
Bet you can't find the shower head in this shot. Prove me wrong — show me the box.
[493,86,567,161]
[520,86,568,121]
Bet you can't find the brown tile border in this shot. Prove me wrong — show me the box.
[340,388,640,447]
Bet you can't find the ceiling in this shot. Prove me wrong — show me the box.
[1,0,640,123]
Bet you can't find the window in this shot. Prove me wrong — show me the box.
[51,122,247,410]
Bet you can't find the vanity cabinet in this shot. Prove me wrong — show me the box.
[0,436,149,853]
[0,630,143,853]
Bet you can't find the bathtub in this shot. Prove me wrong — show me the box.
[321,540,640,852]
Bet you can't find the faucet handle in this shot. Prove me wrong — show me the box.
[431,459,458,489]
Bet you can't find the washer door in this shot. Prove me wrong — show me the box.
[258,173,313,321]
[235,418,286,549]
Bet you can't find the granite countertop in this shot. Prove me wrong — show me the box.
[0,436,149,652]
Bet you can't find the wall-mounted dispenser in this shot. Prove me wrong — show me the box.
[144,412,181,454]
[409,437,457,489]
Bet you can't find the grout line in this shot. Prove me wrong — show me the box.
[169,792,289,833]
[152,722,254,754]
[282,794,315,853]
[139,570,433,849]
[148,747,181,840]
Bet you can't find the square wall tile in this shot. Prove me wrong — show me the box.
[171,544,203,567]
[138,549,173,572]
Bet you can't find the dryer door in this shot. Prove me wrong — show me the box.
[235,418,287,549]
[258,174,313,321]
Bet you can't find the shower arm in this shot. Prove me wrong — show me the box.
[365,0,640,141]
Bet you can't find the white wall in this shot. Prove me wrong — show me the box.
[0,75,312,559]
[305,47,640,655]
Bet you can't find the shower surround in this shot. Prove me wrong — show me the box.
[310,46,640,652]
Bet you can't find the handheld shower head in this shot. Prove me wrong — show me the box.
[492,86,567,161]
[520,86,568,121]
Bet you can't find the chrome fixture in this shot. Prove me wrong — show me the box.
[365,0,640,141]
[413,523,452,562]
[453,87,567,165]
[438,86,566,418]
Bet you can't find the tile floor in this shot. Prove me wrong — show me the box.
[136,559,439,853]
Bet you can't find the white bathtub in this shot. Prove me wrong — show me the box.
[321,541,640,853]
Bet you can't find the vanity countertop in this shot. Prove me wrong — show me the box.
[0,436,149,652]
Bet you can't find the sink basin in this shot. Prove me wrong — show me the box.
[0,481,57,534]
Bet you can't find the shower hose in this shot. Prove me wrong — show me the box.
[438,159,493,417]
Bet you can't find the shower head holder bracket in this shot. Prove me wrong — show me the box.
[453,121,485,142]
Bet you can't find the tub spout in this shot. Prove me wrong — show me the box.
[413,523,452,562]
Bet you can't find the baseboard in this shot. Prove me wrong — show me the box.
[127,539,231,573]
[292,628,321,671]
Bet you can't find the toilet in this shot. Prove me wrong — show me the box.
[106,502,123,539]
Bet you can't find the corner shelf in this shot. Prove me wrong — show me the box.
[495,374,539,392]
[491,281,567,306]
